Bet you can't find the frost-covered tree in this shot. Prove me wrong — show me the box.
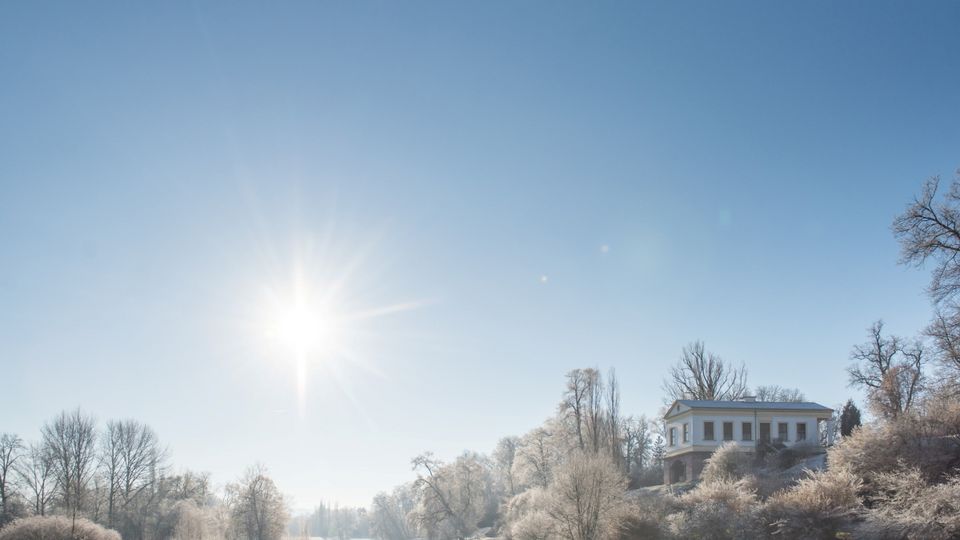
[370,484,416,540]
[663,341,748,401]
[227,464,289,540]
[493,436,520,497]
[544,452,627,540]
[512,424,562,490]
[410,452,494,539]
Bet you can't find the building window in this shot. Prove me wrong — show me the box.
[704,421,715,441]
[723,422,734,441]
[778,422,789,441]
[742,422,753,441]
[797,423,807,441]
[682,423,689,443]
[759,422,770,442]
[669,427,676,447]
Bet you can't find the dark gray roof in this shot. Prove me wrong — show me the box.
[673,400,833,412]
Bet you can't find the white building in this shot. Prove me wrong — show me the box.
[662,398,834,484]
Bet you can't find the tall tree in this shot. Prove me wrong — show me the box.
[42,409,98,533]
[560,369,597,451]
[663,341,748,401]
[839,399,862,437]
[100,419,164,531]
[493,436,520,497]
[605,368,622,467]
[0,433,24,526]
[893,173,960,383]
[848,321,925,418]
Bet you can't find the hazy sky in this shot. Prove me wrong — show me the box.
[2,2,959,508]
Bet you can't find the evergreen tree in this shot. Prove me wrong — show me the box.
[839,399,862,437]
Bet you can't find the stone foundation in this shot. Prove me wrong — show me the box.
[663,451,714,484]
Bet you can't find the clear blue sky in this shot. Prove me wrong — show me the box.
[1,1,958,508]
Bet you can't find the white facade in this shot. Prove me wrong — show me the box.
[662,399,834,483]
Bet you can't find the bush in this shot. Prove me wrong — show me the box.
[619,491,676,540]
[762,469,862,539]
[504,488,554,540]
[857,469,960,540]
[700,442,754,484]
[0,516,121,540]
[829,403,960,485]
[666,479,762,539]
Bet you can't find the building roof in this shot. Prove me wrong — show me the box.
[664,399,833,419]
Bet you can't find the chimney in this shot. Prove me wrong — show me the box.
[740,396,757,402]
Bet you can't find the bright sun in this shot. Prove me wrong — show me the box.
[271,302,336,354]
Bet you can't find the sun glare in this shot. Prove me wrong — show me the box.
[273,303,332,354]
[262,260,427,419]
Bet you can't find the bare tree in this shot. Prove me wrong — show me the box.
[100,419,164,531]
[545,452,627,540]
[559,369,595,451]
[605,368,622,467]
[754,385,806,402]
[16,442,55,516]
[893,173,960,305]
[42,409,97,533]
[893,173,960,385]
[621,416,651,475]
[848,321,925,418]
[925,309,960,381]
[663,341,748,401]
[227,464,289,540]
[0,433,24,525]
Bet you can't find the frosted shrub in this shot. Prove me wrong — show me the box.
[858,469,960,540]
[504,487,554,540]
[830,401,960,484]
[619,491,675,540]
[699,442,753,484]
[762,469,862,539]
[666,478,762,539]
[0,516,121,540]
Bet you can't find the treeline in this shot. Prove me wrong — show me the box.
[289,502,371,538]
[0,411,288,539]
